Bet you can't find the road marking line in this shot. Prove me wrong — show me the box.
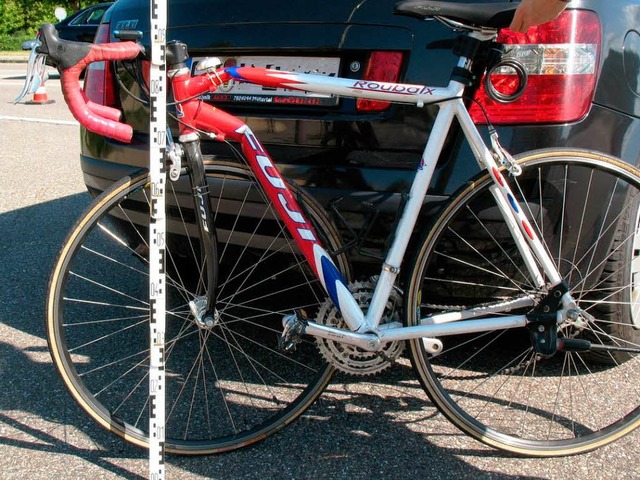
[0,115,78,126]
[1,74,61,78]
[2,81,61,87]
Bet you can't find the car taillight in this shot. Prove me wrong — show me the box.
[356,51,403,112]
[469,10,601,124]
[84,23,116,106]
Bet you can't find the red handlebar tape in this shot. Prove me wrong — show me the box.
[60,42,143,143]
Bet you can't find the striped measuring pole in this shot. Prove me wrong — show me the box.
[148,0,167,478]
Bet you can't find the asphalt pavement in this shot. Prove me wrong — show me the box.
[0,60,639,480]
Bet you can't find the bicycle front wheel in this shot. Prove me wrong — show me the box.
[47,162,348,454]
[406,149,640,456]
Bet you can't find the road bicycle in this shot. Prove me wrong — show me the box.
[30,0,640,457]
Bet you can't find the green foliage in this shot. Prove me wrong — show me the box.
[0,32,34,50]
[0,0,23,36]
[0,1,103,47]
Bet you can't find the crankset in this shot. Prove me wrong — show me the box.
[314,279,404,376]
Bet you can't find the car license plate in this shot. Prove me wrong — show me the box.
[191,56,340,106]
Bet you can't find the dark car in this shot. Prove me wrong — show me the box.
[80,0,640,273]
[54,2,113,42]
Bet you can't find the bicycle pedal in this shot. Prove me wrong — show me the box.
[278,312,307,352]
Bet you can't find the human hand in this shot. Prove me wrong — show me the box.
[509,0,569,33]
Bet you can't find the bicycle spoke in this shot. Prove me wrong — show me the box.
[408,152,640,455]
[47,165,341,453]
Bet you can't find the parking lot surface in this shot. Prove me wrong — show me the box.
[0,62,639,480]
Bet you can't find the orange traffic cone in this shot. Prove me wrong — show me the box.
[26,84,54,105]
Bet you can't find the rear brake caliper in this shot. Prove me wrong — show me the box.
[526,281,569,357]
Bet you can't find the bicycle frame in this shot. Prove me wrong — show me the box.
[169,30,574,350]
[36,6,640,457]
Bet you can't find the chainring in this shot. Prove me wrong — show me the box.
[315,279,404,376]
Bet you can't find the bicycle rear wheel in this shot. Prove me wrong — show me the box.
[406,149,640,456]
[47,162,348,454]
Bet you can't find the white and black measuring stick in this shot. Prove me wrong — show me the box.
[148,0,167,478]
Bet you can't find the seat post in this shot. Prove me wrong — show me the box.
[447,30,496,92]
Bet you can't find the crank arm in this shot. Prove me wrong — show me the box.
[558,338,640,354]
[281,314,526,352]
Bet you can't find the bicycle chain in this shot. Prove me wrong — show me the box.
[422,300,544,375]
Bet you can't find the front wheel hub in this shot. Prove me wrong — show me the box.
[189,296,220,329]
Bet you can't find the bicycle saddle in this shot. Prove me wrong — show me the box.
[394,1,518,29]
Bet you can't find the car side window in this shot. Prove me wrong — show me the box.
[86,9,106,25]
[69,8,106,26]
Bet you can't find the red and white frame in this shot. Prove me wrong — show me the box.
[166,31,569,340]
[53,28,569,341]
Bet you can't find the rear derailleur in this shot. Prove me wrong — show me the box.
[526,281,568,357]
[526,281,640,357]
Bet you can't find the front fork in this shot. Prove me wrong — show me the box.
[179,136,220,327]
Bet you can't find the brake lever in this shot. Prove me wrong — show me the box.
[14,39,48,104]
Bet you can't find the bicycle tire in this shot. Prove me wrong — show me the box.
[406,149,640,456]
[47,161,349,454]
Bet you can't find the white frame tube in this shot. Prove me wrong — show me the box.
[222,31,566,338]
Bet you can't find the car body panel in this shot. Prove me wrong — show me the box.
[80,0,640,268]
